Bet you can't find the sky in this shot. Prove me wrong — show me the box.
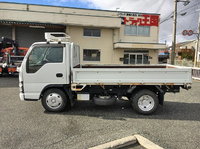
[0,0,200,46]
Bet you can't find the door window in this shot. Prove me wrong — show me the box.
[26,45,63,73]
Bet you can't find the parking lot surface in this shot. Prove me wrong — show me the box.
[0,76,200,149]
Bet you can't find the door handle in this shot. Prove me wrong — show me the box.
[56,73,63,77]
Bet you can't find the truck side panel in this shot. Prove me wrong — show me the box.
[72,68,192,85]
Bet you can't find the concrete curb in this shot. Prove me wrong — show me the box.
[135,135,163,149]
[89,136,137,149]
[89,135,163,149]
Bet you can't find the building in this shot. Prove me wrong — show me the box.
[177,40,196,60]
[0,2,166,65]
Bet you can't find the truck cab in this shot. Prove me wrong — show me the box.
[19,33,79,108]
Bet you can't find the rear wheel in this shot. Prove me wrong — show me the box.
[42,88,68,112]
[131,89,159,115]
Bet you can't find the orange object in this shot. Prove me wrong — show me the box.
[8,67,17,74]
[2,47,29,60]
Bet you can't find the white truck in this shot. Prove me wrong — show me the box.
[19,33,192,115]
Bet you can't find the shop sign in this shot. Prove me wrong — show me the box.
[121,14,159,27]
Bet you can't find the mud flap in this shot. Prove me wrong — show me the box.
[158,92,164,106]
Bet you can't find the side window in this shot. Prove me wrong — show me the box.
[26,46,63,73]
[83,29,101,37]
[83,49,100,61]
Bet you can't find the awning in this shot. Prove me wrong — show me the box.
[114,42,166,50]
[0,20,66,29]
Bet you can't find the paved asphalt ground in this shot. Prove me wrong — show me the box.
[0,75,200,149]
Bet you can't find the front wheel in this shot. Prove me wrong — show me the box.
[131,89,159,115]
[42,88,68,112]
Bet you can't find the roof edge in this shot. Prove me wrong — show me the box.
[0,1,160,15]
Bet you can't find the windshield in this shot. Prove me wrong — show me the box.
[26,45,63,73]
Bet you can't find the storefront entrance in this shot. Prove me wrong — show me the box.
[124,51,149,64]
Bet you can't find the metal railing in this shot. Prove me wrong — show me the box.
[167,59,193,67]
[192,68,200,80]
[167,59,200,80]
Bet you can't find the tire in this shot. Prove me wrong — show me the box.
[131,89,159,115]
[93,96,116,106]
[41,88,68,112]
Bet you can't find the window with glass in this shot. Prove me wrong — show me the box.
[123,51,149,64]
[138,26,150,36]
[124,25,150,36]
[27,45,63,73]
[124,25,137,35]
[83,49,100,61]
[83,29,101,37]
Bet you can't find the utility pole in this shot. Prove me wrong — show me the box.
[171,0,177,65]
[194,11,200,67]
[171,0,190,65]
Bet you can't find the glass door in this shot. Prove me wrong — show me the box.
[130,54,136,64]
[136,54,143,64]
[123,52,148,65]
[123,54,129,64]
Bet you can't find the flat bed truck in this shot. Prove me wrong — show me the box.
[19,33,192,115]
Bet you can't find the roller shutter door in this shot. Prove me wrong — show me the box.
[16,27,64,47]
[0,25,12,39]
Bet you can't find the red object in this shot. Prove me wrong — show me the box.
[128,17,139,25]
[188,30,193,36]
[182,30,188,36]
[139,14,150,26]
[149,15,159,27]
[121,15,159,27]
[182,30,193,36]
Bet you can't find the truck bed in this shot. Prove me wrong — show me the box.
[72,64,192,86]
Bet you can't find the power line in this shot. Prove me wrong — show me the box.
[160,0,199,42]
[122,0,140,10]
[177,3,200,15]
[178,1,200,15]
[160,12,174,24]
[132,0,154,11]
[160,3,200,24]
[177,19,187,31]
[122,0,134,10]
[156,0,167,13]
[145,0,158,11]
[142,0,155,10]
[159,32,183,40]
[160,0,200,25]
[159,32,197,43]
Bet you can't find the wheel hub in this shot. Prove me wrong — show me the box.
[46,93,63,109]
[138,95,155,111]
[51,99,56,103]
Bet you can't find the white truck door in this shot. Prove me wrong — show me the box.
[22,44,68,100]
